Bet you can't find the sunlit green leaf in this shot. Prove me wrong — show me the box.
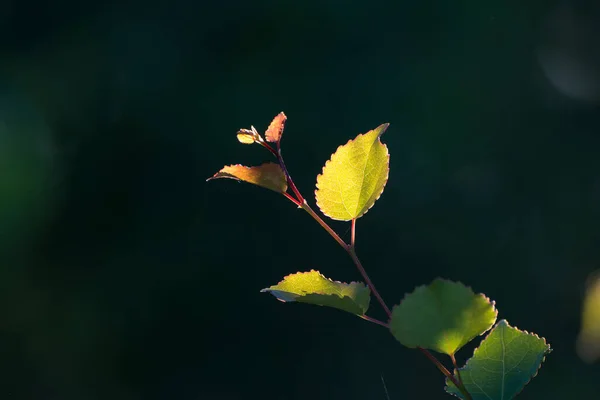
[390,279,497,355]
[261,270,370,316]
[446,320,551,400]
[577,271,600,363]
[315,123,390,221]
[265,112,287,143]
[207,163,288,193]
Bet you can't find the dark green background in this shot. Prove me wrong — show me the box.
[1,0,599,399]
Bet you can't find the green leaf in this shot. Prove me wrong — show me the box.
[446,320,552,400]
[315,123,390,221]
[261,270,370,316]
[390,279,497,355]
[207,162,288,193]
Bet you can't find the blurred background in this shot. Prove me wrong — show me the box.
[1,0,600,398]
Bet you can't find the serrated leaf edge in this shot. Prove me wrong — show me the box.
[314,124,390,221]
[260,270,370,314]
[262,269,368,293]
[444,319,552,400]
[390,278,499,349]
[265,111,287,142]
[206,162,287,193]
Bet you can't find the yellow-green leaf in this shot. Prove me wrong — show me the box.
[265,112,287,143]
[261,270,371,316]
[315,123,390,221]
[237,131,256,144]
[207,163,288,193]
[390,279,498,355]
[236,126,262,144]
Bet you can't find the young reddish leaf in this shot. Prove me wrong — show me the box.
[265,112,287,143]
[207,163,288,193]
[261,270,371,316]
[315,123,390,221]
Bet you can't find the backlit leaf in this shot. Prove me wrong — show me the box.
[577,271,600,363]
[446,320,551,400]
[207,163,288,193]
[315,123,390,221]
[237,130,256,144]
[261,270,370,316]
[265,112,287,143]
[236,133,255,144]
[390,279,497,355]
[236,126,263,144]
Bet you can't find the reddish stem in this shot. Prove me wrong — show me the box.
[282,192,302,207]
[450,353,467,395]
[421,348,471,400]
[301,201,348,250]
[276,144,304,203]
[258,141,278,158]
[360,315,389,328]
[348,247,392,319]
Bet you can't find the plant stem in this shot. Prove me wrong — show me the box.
[348,247,392,319]
[300,201,348,249]
[360,315,389,328]
[282,192,302,207]
[277,152,471,400]
[351,218,356,248]
[450,354,468,396]
[258,140,279,158]
[421,348,471,400]
[276,145,304,203]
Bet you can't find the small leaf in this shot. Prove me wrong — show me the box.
[390,279,497,355]
[236,126,263,144]
[576,271,600,363]
[261,270,371,316]
[237,130,257,144]
[265,112,287,143]
[445,320,552,400]
[315,123,390,221]
[207,163,288,193]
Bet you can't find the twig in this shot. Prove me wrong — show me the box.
[421,348,472,400]
[360,315,390,328]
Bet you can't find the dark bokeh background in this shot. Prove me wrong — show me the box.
[2,0,600,399]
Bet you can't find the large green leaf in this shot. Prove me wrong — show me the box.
[207,163,288,193]
[315,123,390,221]
[390,279,497,355]
[261,270,370,316]
[446,320,552,400]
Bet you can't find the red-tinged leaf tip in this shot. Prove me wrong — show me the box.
[377,123,390,136]
[265,112,287,143]
[207,162,288,193]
